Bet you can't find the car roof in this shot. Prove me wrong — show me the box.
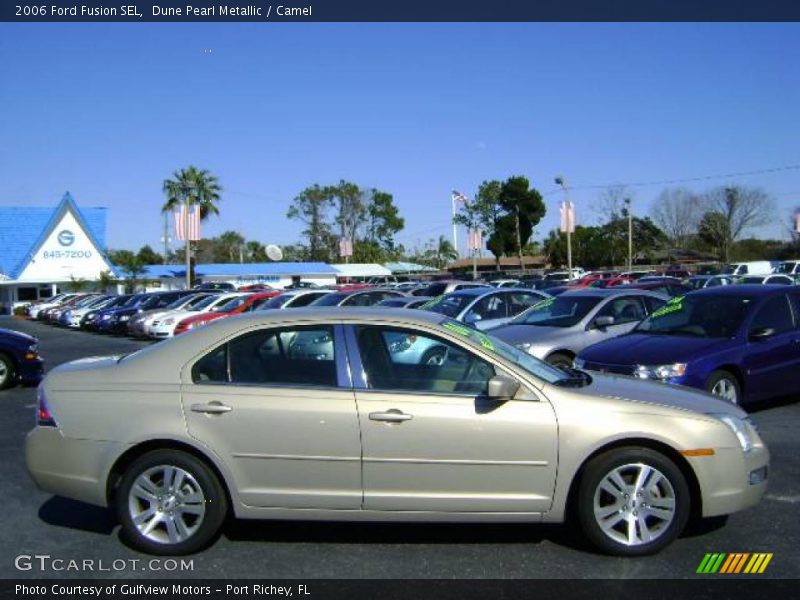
[690,284,792,297]
[559,288,658,297]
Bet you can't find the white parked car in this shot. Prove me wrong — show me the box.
[147,293,246,339]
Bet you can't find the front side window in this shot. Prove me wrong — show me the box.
[512,295,602,327]
[355,326,494,395]
[749,295,794,336]
[594,296,647,325]
[192,326,337,387]
[636,294,754,338]
[465,294,508,322]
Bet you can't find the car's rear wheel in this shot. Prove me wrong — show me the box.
[577,447,690,556]
[0,354,16,390]
[545,352,574,371]
[705,370,741,405]
[116,450,227,555]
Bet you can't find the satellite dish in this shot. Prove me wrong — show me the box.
[266,244,283,261]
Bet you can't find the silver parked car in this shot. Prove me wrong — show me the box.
[488,289,668,369]
[420,288,551,330]
[27,308,767,557]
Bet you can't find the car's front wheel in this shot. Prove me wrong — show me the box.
[577,447,690,556]
[116,450,228,555]
[705,370,741,405]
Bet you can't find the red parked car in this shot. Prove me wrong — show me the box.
[173,291,280,335]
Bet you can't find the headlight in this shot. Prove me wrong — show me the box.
[101,314,111,320]
[164,318,175,325]
[711,414,754,453]
[119,315,130,321]
[573,357,586,369]
[634,363,687,380]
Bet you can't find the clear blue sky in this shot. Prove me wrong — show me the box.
[1,23,798,256]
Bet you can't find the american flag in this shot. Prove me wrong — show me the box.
[451,190,470,204]
[560,200,576,233]
[175,204,201,241]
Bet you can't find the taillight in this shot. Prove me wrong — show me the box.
[36,386,57,427]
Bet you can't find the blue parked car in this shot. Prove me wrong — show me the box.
[94,293,152,334]
[0,328,44,390]
[575,285,800,407]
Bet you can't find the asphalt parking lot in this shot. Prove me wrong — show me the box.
[1,316,798,579]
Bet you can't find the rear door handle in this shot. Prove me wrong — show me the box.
[191,401,233,414]
[369,409,413,423]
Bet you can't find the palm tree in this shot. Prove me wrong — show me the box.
[435,235,458,268]
[162,166,222,284]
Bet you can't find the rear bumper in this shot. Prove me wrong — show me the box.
[25,427,123,508]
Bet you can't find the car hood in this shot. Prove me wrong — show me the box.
[580,333,734,365]
[489,323,573,345]
[0,328,37,347]
[562,372,746,418]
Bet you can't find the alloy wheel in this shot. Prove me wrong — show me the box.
[128,465,206,545]
[711,378,738,404]
[592,462,677,547]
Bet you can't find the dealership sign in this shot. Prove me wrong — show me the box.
[17,209,113,282]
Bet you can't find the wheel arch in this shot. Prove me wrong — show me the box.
[708,365,745,396]
[106,438,234,514]
[564,437,703,522]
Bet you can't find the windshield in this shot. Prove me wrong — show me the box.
[164,294,197,310]
[191,294,225,310]
[776,262,798,274]
[309,292,349,306]
[216,296,251,312]
[722,265,739,275]
[635,294,753,338]
[261,294,293,309]
[512,295,601,327]
[421,294,473,317]
[422,282,447,297]
[439,319,570,385]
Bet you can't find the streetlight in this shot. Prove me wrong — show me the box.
[624,198,633,272]
[555,176,573,280]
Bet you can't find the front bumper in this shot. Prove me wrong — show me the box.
[26,427,123,508]
[18,356,44,385]
[688,445,769,517]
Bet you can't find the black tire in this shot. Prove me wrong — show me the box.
[421,346,448,366]
[0,354,16,390]
[116,449,228,555]
[705,370,742,405]
[576,447,690,556]
[545,352,574,371]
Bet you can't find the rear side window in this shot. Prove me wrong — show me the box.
[192,326,337,387]
[749,296,794,336]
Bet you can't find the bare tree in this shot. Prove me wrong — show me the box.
[699,186,775,262]
[597,185,633,223]
[651,187,702,248]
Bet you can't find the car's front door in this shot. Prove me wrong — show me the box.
[347,324,558,513]
[743,294,800,401]
[584,295,649,344]
[181,324,362,509]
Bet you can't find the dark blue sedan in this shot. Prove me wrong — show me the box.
[0,328,44,390]
[575,285,800,407]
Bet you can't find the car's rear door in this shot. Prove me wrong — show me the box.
[181,323,362,509]
[346,323,558,513]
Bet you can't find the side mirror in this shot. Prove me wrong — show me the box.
[486,374,520,400]
[593,315,615,329]
[749,327,776,342]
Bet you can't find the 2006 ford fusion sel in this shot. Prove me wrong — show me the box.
[26,308,768,556]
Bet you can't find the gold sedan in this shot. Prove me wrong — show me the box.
[26,308,768,556]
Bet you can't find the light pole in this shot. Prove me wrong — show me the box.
[624,198,633,272]
[555,176,572,280]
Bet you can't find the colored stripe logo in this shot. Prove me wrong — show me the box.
[697,553,773,574]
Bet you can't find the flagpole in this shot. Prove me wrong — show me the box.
[451,194,458,258]
[185,200,191,289]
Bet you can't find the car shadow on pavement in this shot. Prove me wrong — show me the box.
[223,520,595,553]
[38,496,117,535]
[747,395,799,413]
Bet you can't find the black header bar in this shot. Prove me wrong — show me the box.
[3,0,800,22]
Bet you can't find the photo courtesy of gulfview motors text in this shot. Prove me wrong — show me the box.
[16,584,309,596]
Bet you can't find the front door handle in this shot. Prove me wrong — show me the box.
[369,409,413,423]
[191,401,233,414]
